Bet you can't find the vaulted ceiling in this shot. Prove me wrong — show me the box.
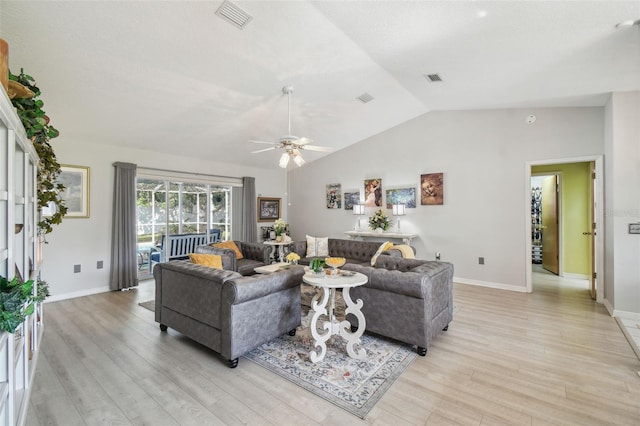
[2,1,639,169]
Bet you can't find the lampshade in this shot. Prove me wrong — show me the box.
[392,203,406,216]
[353,204,365,215]
[278,152,290,168]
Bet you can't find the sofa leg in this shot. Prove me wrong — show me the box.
[417,346,427,356]
[442,324,449,331]
[159,324,168,332]
[288,328,296,336]
[228,358,239,368]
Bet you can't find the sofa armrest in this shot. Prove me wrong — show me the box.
[237,241,270,262]
[195,245,236,271]
[223,266,304,304]
[343,263,432,299]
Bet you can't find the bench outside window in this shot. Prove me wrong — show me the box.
[150,229,221,263]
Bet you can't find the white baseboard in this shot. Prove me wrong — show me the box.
[603,298,615,316]
[454,277,528,293]
[613,309,640,321]
[45,285,111,303]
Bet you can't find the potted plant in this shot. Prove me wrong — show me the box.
[273,218,286,242]
[369,209,391,232]
[309,258,325,276]
[0,276,34,334]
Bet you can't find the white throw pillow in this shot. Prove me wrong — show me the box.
[306,235,329,257]
[371,241,394,266]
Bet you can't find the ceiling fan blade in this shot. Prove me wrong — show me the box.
[296,137,313,146]
[301,144,333,152]
[251,147,277,154]
[249,139,277,145]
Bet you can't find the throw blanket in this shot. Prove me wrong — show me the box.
[392,244,415,259]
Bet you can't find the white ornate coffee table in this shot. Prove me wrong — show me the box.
[302,270,368,363]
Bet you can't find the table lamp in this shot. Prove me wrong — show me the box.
[353,204,365,230]
[392,203,406,232]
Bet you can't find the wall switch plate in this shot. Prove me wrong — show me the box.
[478,257,485,265]
[97,260,104,269]
[74,264,81,273]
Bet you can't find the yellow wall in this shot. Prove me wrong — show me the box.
[532,162,592,276]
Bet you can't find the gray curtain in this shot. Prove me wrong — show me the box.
[231,177,257,242]
[110,162,138,290]
[242,177,257,242]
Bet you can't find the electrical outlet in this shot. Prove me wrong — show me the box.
[97,260,104,269]
[478,257,485,265]
[74,264,81,273]
[436,252,441,261]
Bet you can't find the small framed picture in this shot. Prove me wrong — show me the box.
[58,165,90,218]
[257,197,281,222]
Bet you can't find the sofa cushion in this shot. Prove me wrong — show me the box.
[213,241,244,259]
[306,235,329,257]
[189,253,223,269]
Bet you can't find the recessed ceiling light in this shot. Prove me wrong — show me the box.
[477,10,488,18]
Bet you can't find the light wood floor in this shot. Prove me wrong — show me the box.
[25,274,640,426]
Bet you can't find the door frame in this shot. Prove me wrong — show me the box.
[525,155,604,303]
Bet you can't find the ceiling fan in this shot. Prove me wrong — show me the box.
[250,86,332,168]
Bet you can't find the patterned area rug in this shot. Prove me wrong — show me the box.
[244,285,416,419]
[139,286,417,419]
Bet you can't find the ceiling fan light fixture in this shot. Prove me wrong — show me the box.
[279,152,290,168]
[293,154,305,167]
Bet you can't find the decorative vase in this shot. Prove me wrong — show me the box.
[276,235,283,242]
[375,227,383,234]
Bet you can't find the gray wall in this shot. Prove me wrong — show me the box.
[605,92,640,316]
[288,107,604,292]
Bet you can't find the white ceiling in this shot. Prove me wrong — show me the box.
[2,1,639,169]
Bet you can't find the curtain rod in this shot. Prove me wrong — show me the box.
[137,165,241,181]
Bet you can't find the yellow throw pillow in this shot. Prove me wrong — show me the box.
[371,241,394,266]
[212,241,244,259]
[189,253,223,269]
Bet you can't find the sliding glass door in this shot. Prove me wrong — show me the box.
[136,177,232,277]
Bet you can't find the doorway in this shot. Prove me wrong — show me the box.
[525,156,604,304]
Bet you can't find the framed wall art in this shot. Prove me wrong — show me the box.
[58,165,90,218]
[343,191,360,210]
[364,178,382,207]
[420,173,444,205]
[386,187,416,209]
[257,197,281,222]
[326,183,342,209]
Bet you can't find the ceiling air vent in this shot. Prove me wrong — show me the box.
[215,0,253,29]
[357,93,374,103]
[424,73,442,82]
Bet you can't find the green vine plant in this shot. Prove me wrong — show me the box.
[0,276,33,333]
[9,68,67,235]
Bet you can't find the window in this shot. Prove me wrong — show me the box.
[135,177,233,277]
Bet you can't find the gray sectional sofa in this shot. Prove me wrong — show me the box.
[153,260,304,367]
[343,255,454,356]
